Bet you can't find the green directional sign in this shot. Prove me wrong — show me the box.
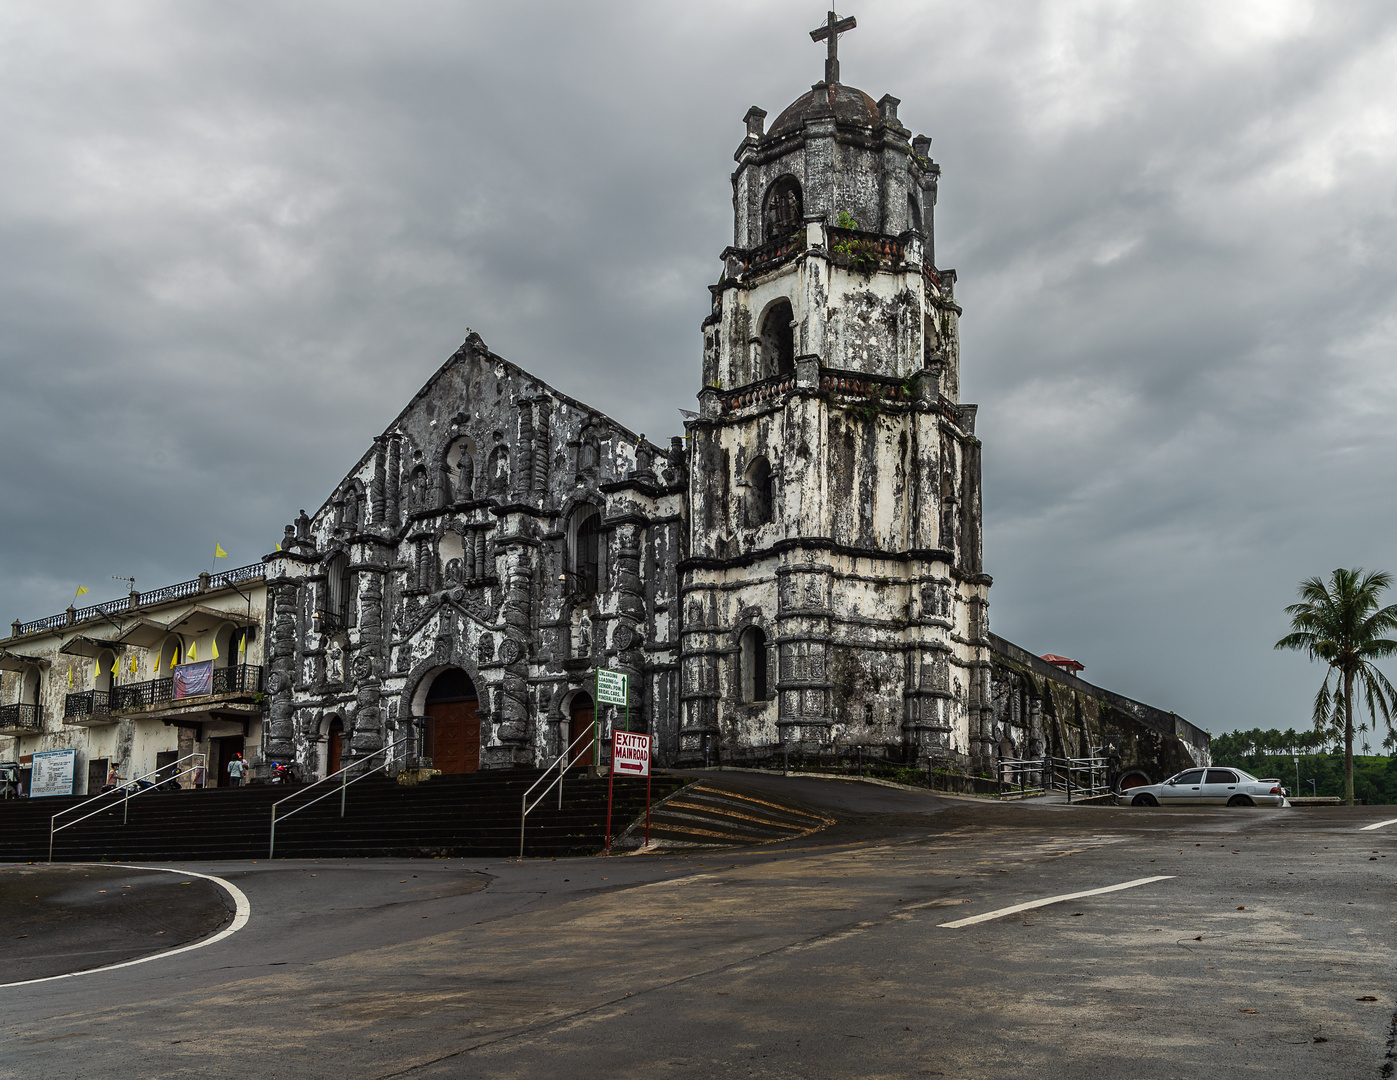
[595,668,629,706]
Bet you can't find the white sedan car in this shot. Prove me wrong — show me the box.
[1119,767,1289,808]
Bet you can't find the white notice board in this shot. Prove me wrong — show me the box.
[30,748,77,797]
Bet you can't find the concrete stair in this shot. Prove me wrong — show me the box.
[613,778,831,851]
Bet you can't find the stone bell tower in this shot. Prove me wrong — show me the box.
[679,10,995,771]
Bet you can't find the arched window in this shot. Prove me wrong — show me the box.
[325,553,351,628]
[759,301,795,378]
[158,636,183,673]
[763,176,803,242]
[570,507,602,598]
[20,665,40,705]
[739,626,770,702]
[743,456,773,528]
[95,650,116,694]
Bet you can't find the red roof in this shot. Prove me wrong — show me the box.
[1041,654,1084,672]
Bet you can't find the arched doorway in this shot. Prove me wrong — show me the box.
[425,668,480,774]
[568,691,595,767]
[326,716,344,776]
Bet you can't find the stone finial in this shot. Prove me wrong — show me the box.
[877,94,900,124]
[912,134,931,160]
[11,620,20,637]
[743,106,767,139]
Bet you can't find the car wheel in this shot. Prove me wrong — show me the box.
[1132,793,1159,807]
[1227,794,1255,807]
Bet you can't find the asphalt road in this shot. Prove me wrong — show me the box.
[3,773,1395,1080]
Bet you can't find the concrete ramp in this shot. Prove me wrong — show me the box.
[614,778,832,852]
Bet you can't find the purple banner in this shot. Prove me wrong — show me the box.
[173,659,214,699]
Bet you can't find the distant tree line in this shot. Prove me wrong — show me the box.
[1211,726,1397,805]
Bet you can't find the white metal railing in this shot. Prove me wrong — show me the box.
[997,755,1112,802]
[519,725,598,857]
[48,752,206,861]
[268,737,408,858]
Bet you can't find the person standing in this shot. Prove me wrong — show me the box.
[227,753,245,787]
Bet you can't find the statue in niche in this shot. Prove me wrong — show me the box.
[455,451,474,502]
[407,467,427,509]
[633,438,654,478]
[444,558,464,585]
[328,644,344,683]
[342,487,360,531]
[488,446,510,497]
[578,433,599,476]
[577,616,592,658]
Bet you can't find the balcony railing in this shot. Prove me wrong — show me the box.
[65,690,113,720]
[107,664,264,713]
[0,703,42,734]
[826,227,903,271]
[12,564,265,636]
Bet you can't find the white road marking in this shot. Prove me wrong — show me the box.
[0,863,250,989]
[1360,818,1397,832]
[937,875,1175,928]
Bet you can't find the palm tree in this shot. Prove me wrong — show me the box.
[1275,568,1397,805]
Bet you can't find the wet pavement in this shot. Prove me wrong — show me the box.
[2,772,1394,1079]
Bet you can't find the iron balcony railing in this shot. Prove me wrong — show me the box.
[108,664,264,712]
[0,702,42,733]
[65,690,113,720]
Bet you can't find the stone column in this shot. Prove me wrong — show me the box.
[497,540,533,745]
[265,582,298,759]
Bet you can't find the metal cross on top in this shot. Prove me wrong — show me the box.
[810,9,856,85]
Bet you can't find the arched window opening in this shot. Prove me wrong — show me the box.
[571,508,602,598]
[325,715,345,777]
[743,456,774,528]
[763,176,804,243]
[216,625,249,669]
[95,650,116,694]
[325,553,351,629]
[759,301,795,378]
[20,666,40,705]
[158,636,183,674]
[488,446,511,498]
[739,626,770,703]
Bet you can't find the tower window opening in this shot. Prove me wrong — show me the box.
[571,508,602,598]
[739,626,771,703]
[325,553,351,628]
[762,176,803,243]
[743,456,773,528]
[759,301,795,379]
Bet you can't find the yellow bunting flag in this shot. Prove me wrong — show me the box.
[188,642,197,662]
[130,652,139,674]
[111,656,120,676]
[239,634,246,657]
[170,649,179,670]
[211,638,219,661]
[75,585,89,599]
[275,542,282,552]
[92,658,101,680]
[214,543,228,559]
[67,664,74,688]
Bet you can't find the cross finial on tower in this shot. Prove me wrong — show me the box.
[809,9,857,85]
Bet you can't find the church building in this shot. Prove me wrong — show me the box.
[2,13,1208,793]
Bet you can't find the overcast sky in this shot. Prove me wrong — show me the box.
[3,1,1395,739]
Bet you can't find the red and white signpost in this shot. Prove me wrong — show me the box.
[605,730,653,852]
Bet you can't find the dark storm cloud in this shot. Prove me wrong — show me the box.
[3,1,1395,735]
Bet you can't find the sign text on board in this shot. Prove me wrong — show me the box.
[595,668,629,706]
[612,731,651,777]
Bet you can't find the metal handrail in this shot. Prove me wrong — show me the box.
[268,737,408,858]
[519,725,598,858]
[997,755,1112,802]
[49,752,206,861]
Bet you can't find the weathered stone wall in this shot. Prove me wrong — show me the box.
[988,633,1211,785]
[266,333,686,775]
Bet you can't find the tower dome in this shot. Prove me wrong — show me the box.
[768,82,881,137]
